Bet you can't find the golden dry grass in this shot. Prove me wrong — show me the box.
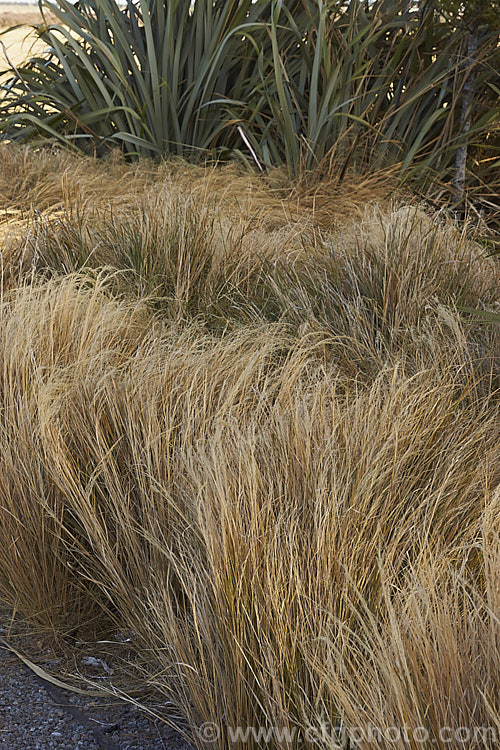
[0,144,398,230]
[0,144,498,748]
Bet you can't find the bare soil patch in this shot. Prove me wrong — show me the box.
[0,4,48,72]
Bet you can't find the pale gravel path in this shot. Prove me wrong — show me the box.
[0,638,196,750]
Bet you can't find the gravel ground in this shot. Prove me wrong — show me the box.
[0,623,196,750]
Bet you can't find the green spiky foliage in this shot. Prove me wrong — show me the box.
[0,1,498,216]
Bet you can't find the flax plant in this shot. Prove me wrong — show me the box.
[0,0,498,210]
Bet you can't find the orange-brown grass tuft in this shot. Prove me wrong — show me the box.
[0,146,498,748]
[0,144,395,231]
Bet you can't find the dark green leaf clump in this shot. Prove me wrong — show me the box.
[0,0,498,218]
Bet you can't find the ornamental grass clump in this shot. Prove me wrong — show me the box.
[0,147,498,747]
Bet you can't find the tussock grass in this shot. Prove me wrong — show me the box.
[0,146,498,748]
[0,143,396,228]
[0,145,159,212]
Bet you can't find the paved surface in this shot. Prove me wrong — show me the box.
[0,634,195,750]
